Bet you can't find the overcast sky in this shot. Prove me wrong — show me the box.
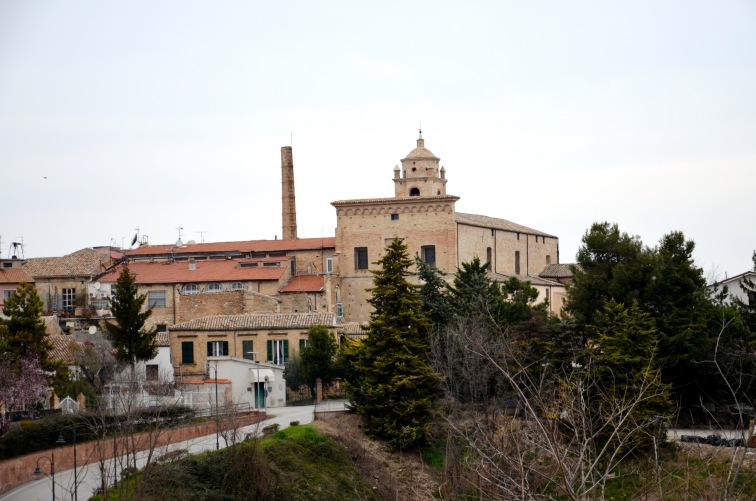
[1,1,754,281]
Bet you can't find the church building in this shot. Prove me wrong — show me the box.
[331,133,566,323]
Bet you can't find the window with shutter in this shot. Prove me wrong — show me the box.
[242,340,255,360]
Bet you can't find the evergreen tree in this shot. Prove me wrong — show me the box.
[0,282,51,363]
[347,238,438,448]
[589,301,672,449]
[448,257,507,328]
[299,324,338,396]
[733,250,756,334]
[415,257,453,331]
[104,266,158,371]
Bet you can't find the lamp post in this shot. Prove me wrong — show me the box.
[33,452,56,501]
[246,351,263,410]
[56,427,78,501]
[207,363,220,450]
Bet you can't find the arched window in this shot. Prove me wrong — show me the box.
[229,282,246,291]
[206,283,222,293]
[182,284,200,295]
[409,187,420,196]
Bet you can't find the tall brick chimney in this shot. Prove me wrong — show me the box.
[281,146,297,240]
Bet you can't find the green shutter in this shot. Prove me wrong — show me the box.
[182,342,194,364]
[283,340,289,362]
[222,341,229,356]
[267,340,273,362]
[299,339,306,350]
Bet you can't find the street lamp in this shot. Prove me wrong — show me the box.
[246,351,264,410]
[33,452,56,501]
[57,427,79,501]
[206,363,220,450]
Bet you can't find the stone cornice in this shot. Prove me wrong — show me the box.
[331,195,459,217]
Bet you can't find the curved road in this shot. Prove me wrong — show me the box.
[1,400,347,501]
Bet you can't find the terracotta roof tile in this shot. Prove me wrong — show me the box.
[0,268,34,284]
[280,275,325,293]
[488,272,564,287]
[455,213,556,238]
[539,264,576,279]
[125,237,335,257]
[156,331,170,347]
[48,335,77,365]
[23,248,112,278]
[170,313,336,331]
[97,260,287,285]
[337,323,368,338]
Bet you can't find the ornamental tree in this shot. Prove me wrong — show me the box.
[104,265,158,372]
[299,324,338,396]
[347,238,438,448]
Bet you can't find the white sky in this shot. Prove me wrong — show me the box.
[1,1,754,281]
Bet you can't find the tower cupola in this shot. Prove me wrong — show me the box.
[393,130,448,197]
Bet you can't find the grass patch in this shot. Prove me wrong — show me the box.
[97,424,380,501]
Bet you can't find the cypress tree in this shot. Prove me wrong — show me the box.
[348,238,438,448]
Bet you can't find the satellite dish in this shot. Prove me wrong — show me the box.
[93,282,101,290]
[88,326,97,335]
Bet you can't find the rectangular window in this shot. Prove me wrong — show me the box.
[147,290,167,308]
[146,364,159,381]
[3,290,13,300]
[299,339,309,350]
[62,288,76,310]
[2,262,11,268]
[336,302,343,318]
[421,245,436,265]
[267,339,288,365]
[355,247,368,270]
[325,258,333,274]
[242,340,255,360]
[207,341,229,357]
[515,251,521,275]
[181,342,194,364]
[546,255,551,265]
[391,214,399,221]
[748,291,756,307]
[486,247,492,264]
[156,324,167,332]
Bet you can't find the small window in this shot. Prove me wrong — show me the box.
[207,341,229,357]
[486,247,492,264]
[409,187,420,196]
[250,252,267,259]
[181,342,194,364]
[325,258,333,274]
[182,284,200,295]
[242,340,255,360]
[748,291,756,307]
[546,255,552,265]
[355,247,368,270]
[515,251,521,275]
[263,262,280,267]
[336,302,343,318]
[299,339,309,350]
[2,262,11,268]
[240,262,258,268]
[146,364,159,381]
[391,214,399,221]
[156,324,167,332]
[206,283,222,293]
[147,290,167,308]
[230,282,246,291]
[421,245,436,265]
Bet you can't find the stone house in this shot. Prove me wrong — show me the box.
[0,266,34,312]
[331,134,568,322]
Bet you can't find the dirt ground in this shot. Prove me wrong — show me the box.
[313,412,440,501]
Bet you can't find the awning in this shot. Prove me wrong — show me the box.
[250,368,276,383]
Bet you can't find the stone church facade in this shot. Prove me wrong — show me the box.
[332,134,565,323]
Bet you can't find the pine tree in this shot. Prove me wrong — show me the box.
[0,282,51,362]
[415,257,453,331]
[299,324,338,395]
[347,238,438,448]
[104,266,158,371]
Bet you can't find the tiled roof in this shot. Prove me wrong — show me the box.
[0,268,34,284]
[125,237,335,257]
[49,335,77,365]
[337,323,368,337]
[156,331,170,347]
[488,272,564,287]
[43,316,64,336]
[280,275,325,293]
[455,213,556,238]
[23,248,112,278]
[170,313,337,331]
[539,264,576,279]
[96,260,287,285]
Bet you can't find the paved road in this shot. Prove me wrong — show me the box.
[1,400,348,501]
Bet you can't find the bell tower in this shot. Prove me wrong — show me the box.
[393,130,447,197]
